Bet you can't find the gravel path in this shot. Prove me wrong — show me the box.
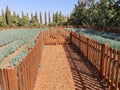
[34,45,105,90]
[34,45,75,90]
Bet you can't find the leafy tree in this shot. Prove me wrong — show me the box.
[11,11,18,26]
[30,12,38,26]
[54,12,59,24]
[49,12,67,26]
[22,16,30,26]
[21,11,30,26]
[17,18,23,26]
[68,0,120,27]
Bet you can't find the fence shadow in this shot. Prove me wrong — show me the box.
[62,44,106,90]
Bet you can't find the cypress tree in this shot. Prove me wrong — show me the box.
[55,12,59,23]
[64,15,67,19]
[17,14,20,19]
[30,12,33,23]
[40,12,42,24]
[67,14,69,20]
[48,12,51,23]
[30,12,38,26]
[45,11,47,25]
[35,11,38,20]
[35,11,38,24]
[26,13,29,18]
[22,11,24,18]
[5,6,12,26]
[13,11,17,17]
[13,11,17,25]
[31,13,33,18]
[53,12,55,22]
[2,9,6,25]
[60,11,62,18]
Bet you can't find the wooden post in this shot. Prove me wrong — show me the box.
[6,67,18,90]
[70,31,72,44]
[115,51,120,90]
[56,26,58,45]
[100,43,108,80]
[0,69,1,85]
[0,69,8,90]
[87,38,90,59]
[79,34,81,51]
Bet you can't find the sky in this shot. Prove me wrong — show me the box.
[0,0,78,17]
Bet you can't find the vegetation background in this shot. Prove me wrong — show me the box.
[0,0,119,27]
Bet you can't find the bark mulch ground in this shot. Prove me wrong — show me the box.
[34,45,105,90]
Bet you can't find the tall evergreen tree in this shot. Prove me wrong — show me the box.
[35,11,38,24]
[26,13,29,18]
[13,11,17,17]
[35,11,38,20]
[5,6,12,26]
[48,12,51,23]
[30,12,33,23]
[0,9,6,26]
[22,11,24,18]
[40,12,42,24]
[67,14,69,20]
[53,12,55,22]
[60,11,62,18]
[45,12,47,25]
[31,13,33,19]
[2,9,6,24]
[17,14,20,18]
[12,11,18,26]
[54,12,59,24]
[1,9,6,26]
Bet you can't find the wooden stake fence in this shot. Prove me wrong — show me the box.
[0,27,69,90]
[0,25,119,33]
[70,31,120,90]
[42,26,70,45]
[0,27,119,90]
[0,33,43,90]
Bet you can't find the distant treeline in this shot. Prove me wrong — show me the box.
[1,0,120,28]
[68,0,120,27]
[0,6,69,27]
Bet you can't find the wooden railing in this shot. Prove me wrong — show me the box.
[42,27,70,45]
[46,25,119,33]
[0,33,43,90]
[70,31,120,90]
[0,28,69,90]
[0,28,119,90]
[63,25,120,33]
[0,25,119,33]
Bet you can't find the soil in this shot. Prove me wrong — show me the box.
[34,45,75,90]
[34,45,105,90]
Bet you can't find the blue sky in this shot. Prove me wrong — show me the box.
[0,0,78,17]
